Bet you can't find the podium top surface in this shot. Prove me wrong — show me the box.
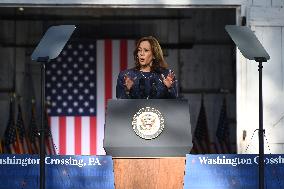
[31,25,76,61]
[225,25,270,61]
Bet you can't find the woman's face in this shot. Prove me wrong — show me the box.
[137,40,154,67]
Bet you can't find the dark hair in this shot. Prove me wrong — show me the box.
[133,36,168,71]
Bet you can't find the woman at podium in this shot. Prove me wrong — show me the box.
[116,36,178,99]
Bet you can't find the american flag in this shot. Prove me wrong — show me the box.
[46,40,135,155]
[45,110,56,155]
[15,104,30,153]
[191,97,211,154]
[215,98,231,153]
[28,101,39,154]
[4,100,19,154]
[0,139,4,154]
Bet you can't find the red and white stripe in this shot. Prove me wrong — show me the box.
[96,39,135,155]
[9,141,19,154]
[49,116,97,155]
[50,39,135,155]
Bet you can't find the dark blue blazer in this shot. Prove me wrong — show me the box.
[116,68,178,99]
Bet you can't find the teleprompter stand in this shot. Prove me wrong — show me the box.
[225,25,270,189]
[31,25,76,189]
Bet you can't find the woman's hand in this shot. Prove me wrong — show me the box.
[162,71,175,89]
[124,75,134,91]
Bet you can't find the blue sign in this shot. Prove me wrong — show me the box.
[0,154,114,189]
[184,154,284,189]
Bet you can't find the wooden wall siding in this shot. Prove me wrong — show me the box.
[0,0,246,6]
[272,0,284,7]
[282,26,284,91]
[260,27,283,140]
[252,0,272,7]
[180,45,234,92]
[179,9,235,42]
[249,7,284,26]
[0,48,13,90]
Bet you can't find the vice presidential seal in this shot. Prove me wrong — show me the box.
[132,107,165,140]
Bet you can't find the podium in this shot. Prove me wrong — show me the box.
[104,99,192,188]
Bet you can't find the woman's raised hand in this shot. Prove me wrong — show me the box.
[162,70,175,89]
[124,75,134,91]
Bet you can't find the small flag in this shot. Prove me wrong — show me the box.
[215,98,231,153]
[0,140,4,154]
[15,104,31,154]
[191,97,211,154]
[28,101,40,154]
[4,99,19,154]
